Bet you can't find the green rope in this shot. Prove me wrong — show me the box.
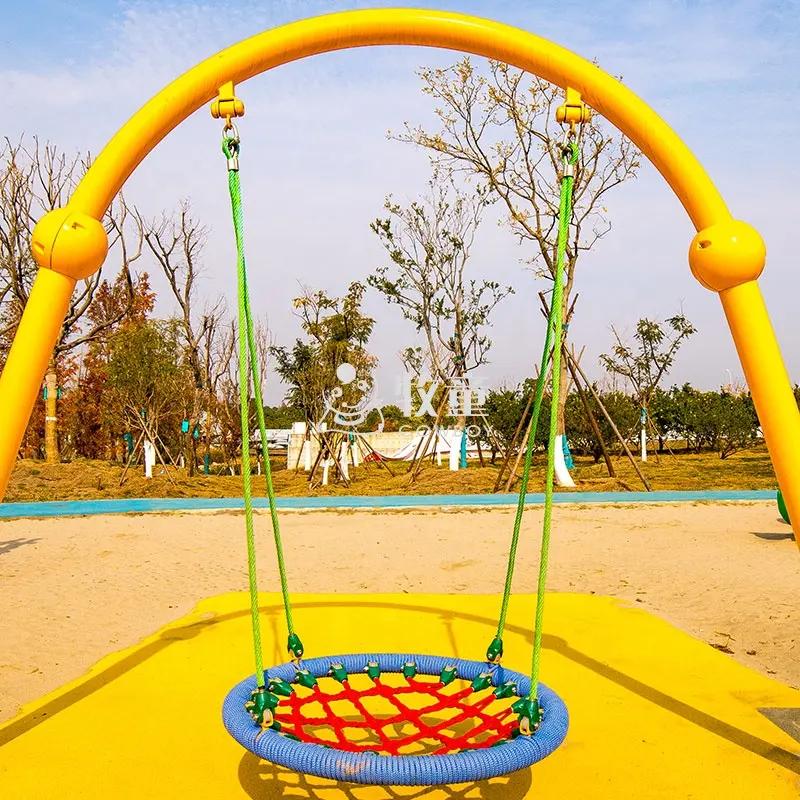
[529,140,579,700]
[487,143,579,666]
[241,266,301,656]
[223,132,302,687]
[487,286,557,662]
[224,134,264,688]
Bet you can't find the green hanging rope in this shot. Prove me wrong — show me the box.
[240,267,304,660]
[223,128,303,691]
[486,141,579,667]
[513,139,579,734]
[486,285,558,664]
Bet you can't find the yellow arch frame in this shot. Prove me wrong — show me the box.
[1,8,798,547]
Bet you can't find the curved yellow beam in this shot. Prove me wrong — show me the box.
[0,8,799,552]
[69,8,729,227]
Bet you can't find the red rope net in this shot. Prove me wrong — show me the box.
[274,674,516,756]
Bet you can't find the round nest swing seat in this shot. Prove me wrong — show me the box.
[223,653,568,786]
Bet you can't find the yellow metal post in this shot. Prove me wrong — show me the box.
[0,206,107,499]
[0,270,76,494]
[720,282,800,535]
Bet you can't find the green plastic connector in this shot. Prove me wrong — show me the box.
[282,732,302,742]
[271,720,282,732]
[511,696,533,716]
[295,669,317,689]
[486,637,504,663]
[245,687,279,727]
[439,665,457,686]
[403,661,417,679]
[287,633,304,659]
[493,680,519,700]
[470,672,493,692]
[329,663,348,683]
[365,661,381,681]
[512,696,542,734]
[268,677,294,697]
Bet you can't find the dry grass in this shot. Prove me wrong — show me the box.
[4,445,778,503]
[567,446,777,492]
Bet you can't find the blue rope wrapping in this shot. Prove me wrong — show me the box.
[223,652,568,785]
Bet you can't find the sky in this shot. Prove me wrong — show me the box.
[3,0,800,406]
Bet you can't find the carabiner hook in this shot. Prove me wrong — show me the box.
[222,121,241,171]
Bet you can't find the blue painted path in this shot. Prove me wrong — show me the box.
[0,490,777,519]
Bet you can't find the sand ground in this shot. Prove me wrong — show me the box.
[0,501,797,724]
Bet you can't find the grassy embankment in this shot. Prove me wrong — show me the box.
[3,445,777,503]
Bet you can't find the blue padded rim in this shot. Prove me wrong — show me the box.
[223,652,568,786]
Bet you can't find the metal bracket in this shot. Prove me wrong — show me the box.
[211,81,245,127]
[555,87,591,130]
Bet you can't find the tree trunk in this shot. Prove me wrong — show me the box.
[189,433,197,477]
[450,364,467,471]
[184,425,195,477]
[556,358,569,437]
[44,365,60,464]
[552,290,570,440]
[203,435,211,475]
[204,389,214,475]
[553,291,577,488]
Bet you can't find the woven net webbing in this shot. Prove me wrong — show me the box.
[274,673,517,756]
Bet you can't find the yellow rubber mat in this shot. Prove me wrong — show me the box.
[0,593,797,799]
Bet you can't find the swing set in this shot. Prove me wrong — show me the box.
[0,7,799,789]
[216,78,577,784]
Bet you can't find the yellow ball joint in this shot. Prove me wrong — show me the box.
[31,207,108,281]
[688,220,766,293]
[31,208,108,281]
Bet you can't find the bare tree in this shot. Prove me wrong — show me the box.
[198,311,227,471]
[370,170,512,404]
[0,140,36,358]
[214,317,272,474]
[396,58,641,437]
[0,137,143,462]
[144,200,225,475]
